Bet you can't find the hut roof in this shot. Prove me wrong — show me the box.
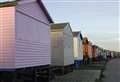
[0,0,53,23]
[51,23,68,30]
[73,31,83,40]
[73,32,79,37]
[51,23,73,33]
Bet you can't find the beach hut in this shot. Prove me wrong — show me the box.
[82,37,89,64]
[100,48,106,61]
[96,47,103,62]
[51,23,74,75]
[73,31,83,69]
[88,41,93,63]
[103,49,107,60]
[92,45,97,63]
[0,0,53,81]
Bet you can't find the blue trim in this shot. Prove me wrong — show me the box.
[74,60,83,69]
[80,33,83,40]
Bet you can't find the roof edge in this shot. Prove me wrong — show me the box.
[52,22,69,25]
[37,0,53,23]
[0,0,54,23]
[66,23,73,34]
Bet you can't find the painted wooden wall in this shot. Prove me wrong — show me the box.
[73,37,78,59]
[79,37,83,60]
[73,33,83,60]
[15,1,51,68]
[51,24,74,66]
[51,30,64,66]
[0,7,16,69]
[83,44,89,57]
[88,42,92,59]
[64,25,74,65]
[92,46,97,58]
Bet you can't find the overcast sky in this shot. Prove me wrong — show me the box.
[43,0,119,52]
[0,0,119,52]
[0,0,15,2]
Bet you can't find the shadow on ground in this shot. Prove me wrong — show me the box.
[51,61,107,82]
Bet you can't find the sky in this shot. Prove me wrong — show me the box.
[0,0,119,52]
[0,0,15,2]
[42,0,120,52]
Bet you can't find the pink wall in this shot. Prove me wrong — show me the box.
[0,1,51,69]
[0,7,16,68]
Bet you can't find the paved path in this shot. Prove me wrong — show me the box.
[103,58,120,82]
[51,70,101,82]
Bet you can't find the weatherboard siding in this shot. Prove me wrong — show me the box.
[0,1,51,69]
[88,43,92,58]
[15,2,51,68]
[51,24,74,66]
[73,37,78,59]
[79,37,83,60]
[17,1,49,25]
[0,7,16,68]
[64,25,74,65]
[73,33,83,60]
[51,31,64,66]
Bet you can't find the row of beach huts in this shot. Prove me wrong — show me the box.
[0,0,119,82]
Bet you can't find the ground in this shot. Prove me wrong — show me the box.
[102,58,120,82]
[51,70,101,82]
[51,62,106,82]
